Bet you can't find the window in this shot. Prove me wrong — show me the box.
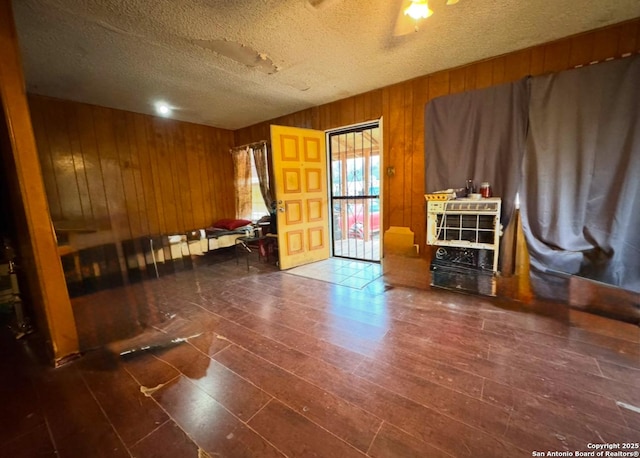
[250,153,268,221]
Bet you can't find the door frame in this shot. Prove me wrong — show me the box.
[325,118,384,262]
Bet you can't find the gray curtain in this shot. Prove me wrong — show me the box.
[252,143,274,210]
[521,55,640,293]
[424,78,529,229]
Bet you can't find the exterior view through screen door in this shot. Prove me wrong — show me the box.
[270,125,330,270]
[329,121,381,262]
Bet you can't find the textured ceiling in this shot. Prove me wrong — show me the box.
[13,0,640,130]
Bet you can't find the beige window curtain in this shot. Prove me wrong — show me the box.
[231,146,252,220]
[252,142,274,211]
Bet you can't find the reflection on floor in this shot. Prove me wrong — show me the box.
[287,257,382,289]
[2,249,639,457]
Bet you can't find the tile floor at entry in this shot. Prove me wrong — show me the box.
[286,258,382,289]
[1,250,639,458]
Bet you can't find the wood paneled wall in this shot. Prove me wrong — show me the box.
[235,19,640,253]
[28,96,236,249]
[1,0,79,364]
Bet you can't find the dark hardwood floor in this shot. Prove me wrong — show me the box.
[1,251,639,457]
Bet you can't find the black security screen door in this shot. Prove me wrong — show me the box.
[329,121,381,262]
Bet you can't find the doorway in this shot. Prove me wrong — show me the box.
[328,121,381,262]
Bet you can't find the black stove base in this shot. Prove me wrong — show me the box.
[430,263,497,297]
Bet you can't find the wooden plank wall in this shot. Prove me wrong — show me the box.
[1,0,79,363]
[235,19,640,254]
[28,95,236,249]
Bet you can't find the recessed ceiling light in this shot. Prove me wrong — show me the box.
[155,102,171,116]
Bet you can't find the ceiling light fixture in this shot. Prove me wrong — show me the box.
[404,0,433,20]
[155,101,171,116]
[404,0,461,30]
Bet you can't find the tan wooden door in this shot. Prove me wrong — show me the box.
[270,125,330,270]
